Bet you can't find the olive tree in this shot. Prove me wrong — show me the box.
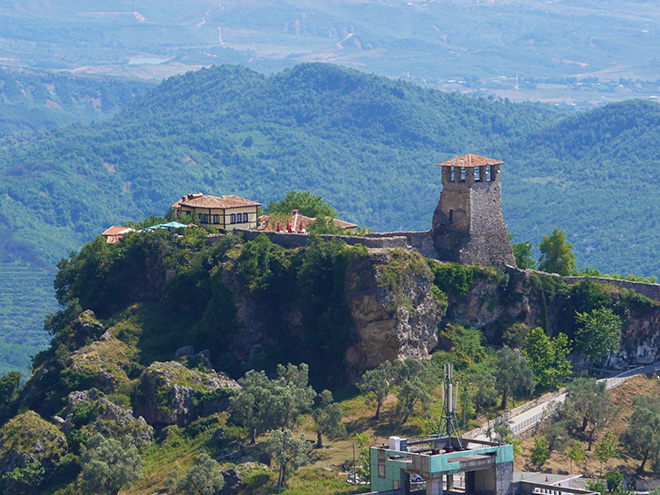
[80,434,142,495]
[265,429,312,490]
[175,453,225,495]
[626,394,660,473]
[494,346,535,409]
[357,361,393,420]
[312,390,346,448]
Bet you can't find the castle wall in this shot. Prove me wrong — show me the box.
[364,231,439,259]
[208,230,409,250]
[563,275,660,300]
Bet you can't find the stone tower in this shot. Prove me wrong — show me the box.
[431,154,516,268]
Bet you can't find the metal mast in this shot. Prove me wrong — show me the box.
[438,363,463,450]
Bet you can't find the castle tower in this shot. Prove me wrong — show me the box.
[431,154,516,268]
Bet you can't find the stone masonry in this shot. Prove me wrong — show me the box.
[431,154,516,268]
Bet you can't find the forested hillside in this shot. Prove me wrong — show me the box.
[3,63,660,374]
[503,100,660,275]
[0,68,153,134]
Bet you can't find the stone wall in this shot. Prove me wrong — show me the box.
[564,275,660,301]
[208,230,409,250]
[364,231,439,259]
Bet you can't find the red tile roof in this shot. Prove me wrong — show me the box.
[101,226,134,236]
[172,194,260,210]
[437,154,504,168]
[258,213,357,232]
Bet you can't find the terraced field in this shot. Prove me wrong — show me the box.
[0,262,56,376]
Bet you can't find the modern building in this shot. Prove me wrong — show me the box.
[171,193,260,231]
[371,435,514,495]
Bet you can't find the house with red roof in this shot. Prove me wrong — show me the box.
[101,226,135,244]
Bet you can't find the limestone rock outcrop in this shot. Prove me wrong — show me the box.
[62,389,154,447]
[0,411,67,484]
[67,332,135,393]
[134,361,240,427]
[343,249,442,379]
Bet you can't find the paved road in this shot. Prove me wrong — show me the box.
[472,362,660,441]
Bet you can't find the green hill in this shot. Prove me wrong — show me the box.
[2,63,660,374]
[502,99,660,276]
[0,67,154,135]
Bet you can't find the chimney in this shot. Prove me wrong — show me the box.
[291,209,299,232]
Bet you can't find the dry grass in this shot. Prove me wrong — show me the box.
[515,375,660,482]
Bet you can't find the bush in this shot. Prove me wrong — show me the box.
[430,262,475,296]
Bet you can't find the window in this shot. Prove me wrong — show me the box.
[230,214,236,224]
[486,165,492,181]
[474,166,481,181]
[450,166,455,182]
[460,167,466,182]
[213,214,220,224]
[202,214,209,223]
[449,210,454,223]
[378,464,386,478]
[243,213,249,223]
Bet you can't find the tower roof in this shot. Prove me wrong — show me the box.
[437,154,504,168]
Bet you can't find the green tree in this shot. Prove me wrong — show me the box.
[265,429,312,490]
[538,229,576,275]
[0,371,20,406]
[354,433,372,482]
[529,437,550,469]
[229,363,316,443]
[605,471,623,493]
[236,235,291,293]
[575,308,622,372]
[568,441,585,473]
[80,434,142,495]
[312,390,346,448]
[494,346,535,409]
[594,431,619,476]
[523,327,572,390]
[267,190,338,219]
[562,378,615,450]
[0,371,20,420]
[462,368,498,415]
[2,459,45,493]
[513,241,536,269]
[502,323,532,349]
[625,394,660,473]
[544,418,570,455]
[394,359,433,423]
[357,361,393,420]
[487,422,522,457]
[175,453,225,495]
[306,216,346,235]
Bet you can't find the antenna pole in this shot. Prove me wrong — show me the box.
[437,363,463,450]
